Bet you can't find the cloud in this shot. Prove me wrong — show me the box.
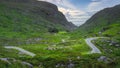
[88,1,101,12]
[88,0,120,12]
[39,0,76,9]
[37,0,120,26]
[86,0,120,25]
[91,0,102,2]
[38,0,88,26]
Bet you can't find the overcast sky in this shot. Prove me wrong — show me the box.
[38,0,120,26]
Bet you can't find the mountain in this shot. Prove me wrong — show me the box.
[79,4,120,35]
[0,0,76,38]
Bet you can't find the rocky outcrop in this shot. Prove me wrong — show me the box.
[97,56,113,63]
[0,58,33,68]
[21,61,33,68]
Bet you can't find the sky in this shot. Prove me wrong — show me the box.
[38,0,120,26]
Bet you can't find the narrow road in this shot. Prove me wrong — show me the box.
[85,37,105,54]
[4,46,36,57]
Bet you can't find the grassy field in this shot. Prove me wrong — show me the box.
[0,2,120,68]
[0,32,92,68]
[92,38,120,68]
[1,31,120,68]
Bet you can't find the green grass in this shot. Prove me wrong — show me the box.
[0,2,120,68]
[2,31,112,68]
[1,31,119,68]
[0,3,67,39]
[102,23,120,38]
[0,32,93,68]
[92,38,120,68]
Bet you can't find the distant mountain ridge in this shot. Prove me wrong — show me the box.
[79,4,120,33]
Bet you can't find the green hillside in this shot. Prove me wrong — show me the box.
[0,0,76,39]
[73,4,120,68]
[0,0,120,68]
[78,5,120,35]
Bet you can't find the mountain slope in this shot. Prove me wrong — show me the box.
[75,5,120,68]
[79,5,120,34]
[0,0,76,38]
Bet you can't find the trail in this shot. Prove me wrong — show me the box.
[5,46,36,57]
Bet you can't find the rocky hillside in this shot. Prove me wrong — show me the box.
[79,5,120,33]
[0,0,76,38]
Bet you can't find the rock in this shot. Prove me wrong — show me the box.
[46,47,52,50]
[109,49,113,53]
[61,64,65,67]
[69,48,73,50]
[59,47,63,49]
[67,58,75,68]
[98,56,106,61]
[21,61,33,68]
[109,41,118,46]
[46,47,57,50]
[68,58,72,63]
[98,32,102,34]
[93,34,97,37]
[109,43,113,46]
[8,58,17,62]
[62,39,66,43]
[97,56,112,63]
[17,42,23,45]
[109,40,120,47]
[115,44,120,47]
[117,32,120,34]
[55,63,60,68]
[38,63,43,68]
[0,58,34,68]
[112,41,118,44]
[34,38,42,42]
[53,44,56,46]
[26,41,31,44]
[106,40,111,43]
[100,39,105,42]
[77,56,80,59]
[67,63,74,68]
[25,38,42,44]
[104,49,108,52]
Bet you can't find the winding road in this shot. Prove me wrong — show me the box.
[4,37,104,57]
[85,37,106,54]
[4,46,36,57]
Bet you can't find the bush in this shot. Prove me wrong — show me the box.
[48,28,59,33]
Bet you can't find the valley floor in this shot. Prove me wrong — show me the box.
[0,32,120,68]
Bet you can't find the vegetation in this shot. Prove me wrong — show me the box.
[0,0,120,68]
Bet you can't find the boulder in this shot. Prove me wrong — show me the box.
[67,63,74,68]
[55,63,65,68]
[77,56,80,59]
[97,56,113,63]
[55,63,60,68]
[21,61,33,68]
[115,44,120,47]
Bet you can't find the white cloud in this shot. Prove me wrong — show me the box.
[85,0,120,26]
[37,0,120,26]
[88,0,120,12]
[88,1,101,12]
[38,0,88,26]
